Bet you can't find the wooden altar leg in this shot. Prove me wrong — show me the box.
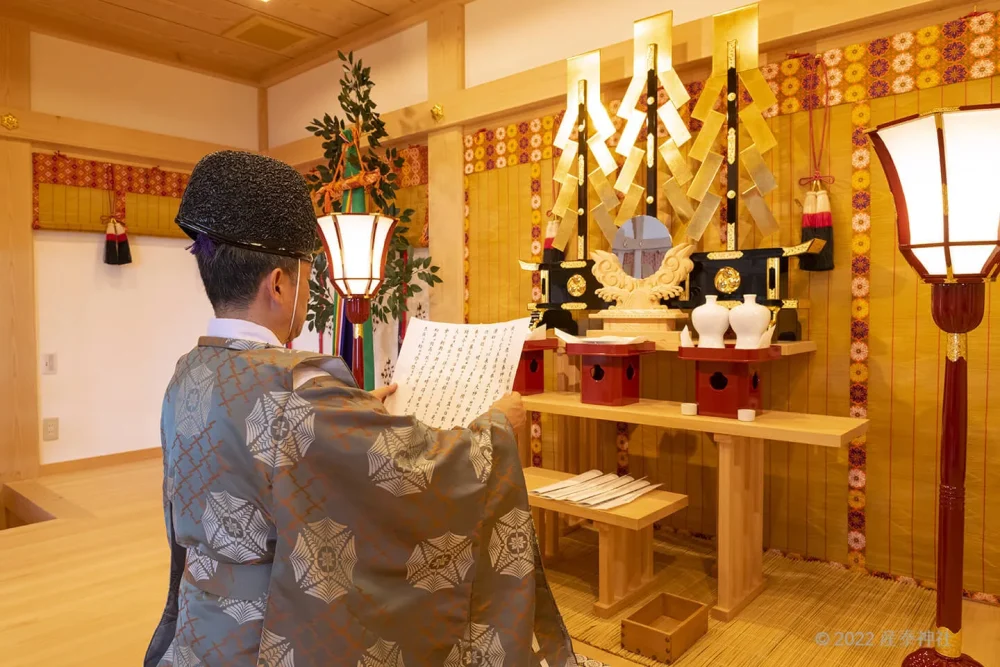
[594,523,659,618]
[544,510,560,560]
[713,434,765,621]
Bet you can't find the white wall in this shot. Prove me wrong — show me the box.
[464,0,747,88]
[267,22,429,148]
[29,36,266,462]
[34,232,213,464]
[30,33,259,150]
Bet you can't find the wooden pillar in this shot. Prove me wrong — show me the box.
[0,19,40,482]
[258,87,269,153]
[713,434,765,621]
[426,4,465,323]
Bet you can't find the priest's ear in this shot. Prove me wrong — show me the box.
[263,257,300,308]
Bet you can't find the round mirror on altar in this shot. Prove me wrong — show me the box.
[613,215,673,279]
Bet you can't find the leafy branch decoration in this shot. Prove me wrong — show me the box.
[304,50,441,331]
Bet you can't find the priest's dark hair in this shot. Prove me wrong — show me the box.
[191,233,298,312]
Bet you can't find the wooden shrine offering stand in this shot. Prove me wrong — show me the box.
[524,467,689,618]
[588,309,688,348]
[514,338,559,395]
[522,392,869,621]
[564,341,656,406]
[677,345,781,418]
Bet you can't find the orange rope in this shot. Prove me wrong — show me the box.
[788,53,835,188]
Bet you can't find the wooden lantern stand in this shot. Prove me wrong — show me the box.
[677,345,781,418]
[344,296,370,389]
[903,282,984,667]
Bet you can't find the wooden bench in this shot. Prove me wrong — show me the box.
[524,466,688,618]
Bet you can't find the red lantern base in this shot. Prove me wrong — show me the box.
[344,296,371,389]
[513,339,558,395]
[902,648,983,667]
[565,342,656,406]
[677,346,781,419]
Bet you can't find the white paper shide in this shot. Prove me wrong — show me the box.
[531,470,660,510]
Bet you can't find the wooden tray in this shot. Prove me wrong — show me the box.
[522,338,559,352]
[621,593,709,663]
[564,341,656,356]
[676,344,781,363]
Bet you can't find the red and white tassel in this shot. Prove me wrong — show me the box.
[104,219,132,265]
[800,185,834,271]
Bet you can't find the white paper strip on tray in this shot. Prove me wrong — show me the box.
[577,478,651,506]
[545,473,619,500]
[562,475,635,503]
[553,329,647,346]
[530,470,603,495]
[545,473,620,500]
[592,484,662,510]
[535,472,614,499]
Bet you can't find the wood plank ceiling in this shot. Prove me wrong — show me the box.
[0,0,433,83]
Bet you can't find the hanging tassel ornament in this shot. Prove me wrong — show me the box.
[103,218,132,265]
[800,181,833,271]
[795,53,835,271]
[101,164,132,266]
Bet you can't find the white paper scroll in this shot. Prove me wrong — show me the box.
[384,317,532,429]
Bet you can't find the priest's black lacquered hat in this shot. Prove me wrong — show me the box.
[176,150,317,260]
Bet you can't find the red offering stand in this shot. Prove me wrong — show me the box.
[677,345,781,419]
[565,341,656,406]
[514,338,559,395]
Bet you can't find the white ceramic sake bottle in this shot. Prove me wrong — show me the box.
[731,294,772,349]
[691,295,729,348]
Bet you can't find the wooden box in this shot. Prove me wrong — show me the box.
[621,593,709,663]
[565,342,656,406]
[677,345,781,419]
[513,338,558,396]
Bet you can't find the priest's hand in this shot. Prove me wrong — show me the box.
[492,392,526,431]
[371,383,397,403]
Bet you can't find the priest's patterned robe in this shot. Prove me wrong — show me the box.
[145,336,576,667]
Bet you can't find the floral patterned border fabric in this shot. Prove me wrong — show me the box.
[395,145,428,187]
[848,101,873,574]
[768,12,999,114]
[32,152,190,237]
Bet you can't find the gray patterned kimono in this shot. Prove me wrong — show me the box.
[144,336,576,667]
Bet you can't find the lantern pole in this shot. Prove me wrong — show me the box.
[903,282,985,667]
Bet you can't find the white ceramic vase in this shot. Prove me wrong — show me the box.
[731,294,772,349]
[691,295,729,348]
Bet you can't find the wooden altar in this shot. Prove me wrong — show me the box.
[521,349,869,622]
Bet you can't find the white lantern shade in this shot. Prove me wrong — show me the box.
[316,213,397,297]
[869,104,1000,282]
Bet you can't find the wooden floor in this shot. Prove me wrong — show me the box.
[0,459,997,667]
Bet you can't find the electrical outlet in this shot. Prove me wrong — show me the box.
[42,418,59,442]
[42,353,57,375]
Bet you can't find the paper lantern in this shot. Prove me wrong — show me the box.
[317,213,396,386]
[869,104,1000,283]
